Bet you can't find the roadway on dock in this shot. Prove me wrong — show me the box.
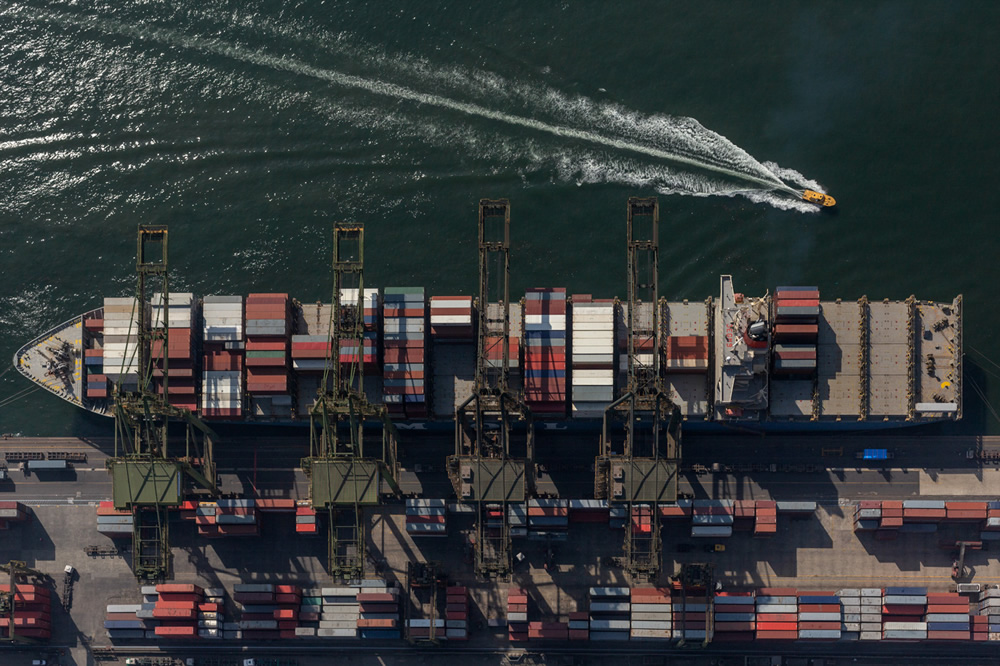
[3,433,999,502]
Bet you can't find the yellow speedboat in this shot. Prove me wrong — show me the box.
[802,189,836,207]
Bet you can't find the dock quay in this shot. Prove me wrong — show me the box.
[3,433,1000,665]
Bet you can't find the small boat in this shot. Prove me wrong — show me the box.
[802,189,836,207]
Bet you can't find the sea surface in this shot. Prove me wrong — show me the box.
[1,1,997,437]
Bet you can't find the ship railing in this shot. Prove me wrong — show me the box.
[11,307,102,403]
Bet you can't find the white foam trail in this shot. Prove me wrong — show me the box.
[12,6,817,210]
[763,161,827,194]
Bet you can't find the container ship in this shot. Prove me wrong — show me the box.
[13,277,963,431]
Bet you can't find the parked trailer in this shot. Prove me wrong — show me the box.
[26,459,69,471]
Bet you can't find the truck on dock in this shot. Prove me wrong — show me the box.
[857,448,894,460]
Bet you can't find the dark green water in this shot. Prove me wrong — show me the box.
[1,2,998,436]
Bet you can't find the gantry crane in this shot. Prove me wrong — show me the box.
[0,560,49,644]
[596,198,681,580]
[302,223,401,580]
[106,225,219,580]
[448,199,534,579]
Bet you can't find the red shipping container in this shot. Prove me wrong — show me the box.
[157,583,203,595]
[776,290,820,300]
[799,621,840,631]
[155,625,198,637]
[755,630,798,639]
[256,498,296,511]
[155,597,200,606]
[152,607,196,620]
[247,341,287,351]
[756,613,797,623]
[926,630,971,640]
[798,604,840,613]
[772,324,819,337]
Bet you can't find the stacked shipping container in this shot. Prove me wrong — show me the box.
[755,589,798,640]
[405,498,446,536]
[882,587,927,639]
[838,588,862,638]
[796,591,841,640]
[527,620,569,640]
[523,288,567,415]
[445,585,469,640]
[150,293,196,411]
[507,587,529,642]
[83,311,106,399]
[589,587,630,641]
[691,499,734,538]
[568,610,589,640]
[754,500,778,537]
[570,299,615,418]
[357,585,400,640]
[0,582,51,641]
[671,585,708,641]
[235,583,280,639]
[527,498,568,537]
[977,588,1000,640]
[629,587,672,640]
[245,294,291,418]
[714,592,755,642]
[429,296,474,341]
[317,585,360,639]
[102,296,141,391]
[383,288,427,418]
[924,591,971,640]
[201,296,244,419]
[772,286,820,376]
[96,500,133,539]
[0,501,29,531]
[295,503,318,535]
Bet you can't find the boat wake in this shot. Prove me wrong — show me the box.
[7,5,827,213]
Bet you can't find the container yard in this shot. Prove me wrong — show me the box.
[1,200,990,666]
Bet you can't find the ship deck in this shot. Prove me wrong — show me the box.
[12,313,88,411]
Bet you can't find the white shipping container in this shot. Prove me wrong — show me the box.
[104,297,138,306]
[573,345,616,355]
[525,314,566,324]
[430,315,472,324]
[152,292,194,305]
[799,613,840,621]
[572,376,615,386]
[572,313,614,323]
[630,621,671,630]
[755,604,798,613]
[102,328,140,337]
